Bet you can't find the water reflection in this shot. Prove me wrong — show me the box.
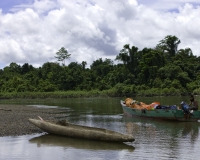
[121,116,200,159]
[181,122,199,144]
[29,134,135,152]
[124,116,199,134]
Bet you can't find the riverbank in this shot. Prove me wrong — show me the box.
[0,105,66,137]
[0,89,192,99]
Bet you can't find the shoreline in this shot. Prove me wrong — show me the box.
[0,105,66,137]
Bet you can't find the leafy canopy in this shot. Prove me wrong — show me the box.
[55,47,71,65]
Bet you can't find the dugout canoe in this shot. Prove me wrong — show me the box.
[121,100,200,122]
[28,118,135,142]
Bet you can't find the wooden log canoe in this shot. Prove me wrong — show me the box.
[28,118,135,142]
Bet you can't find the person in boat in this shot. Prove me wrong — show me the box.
[189,94,198,111]
[180,101,190,114]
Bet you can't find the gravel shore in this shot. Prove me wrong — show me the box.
[0,105,66,137]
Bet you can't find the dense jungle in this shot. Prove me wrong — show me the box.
[1,35,200,99]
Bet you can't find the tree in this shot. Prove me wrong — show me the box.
[9,62,21,73]
[157,35,181,59]
[55,47,71,65]
[21,63,34,74]
[115,49,129,65]
[81,61,87,69]
[116,44,139,74]
[116,44,138,64]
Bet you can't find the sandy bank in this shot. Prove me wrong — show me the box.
[0,105,66,137]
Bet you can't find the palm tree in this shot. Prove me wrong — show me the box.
[157,35,181,58]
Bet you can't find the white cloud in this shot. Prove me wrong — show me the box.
[0,0,200,69]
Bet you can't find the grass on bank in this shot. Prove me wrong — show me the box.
[0,86,196,99]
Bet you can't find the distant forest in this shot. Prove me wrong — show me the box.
[1,35,200,98]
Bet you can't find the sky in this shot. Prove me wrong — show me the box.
[0,0,200,69]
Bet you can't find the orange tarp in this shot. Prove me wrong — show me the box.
[124,98,160,110]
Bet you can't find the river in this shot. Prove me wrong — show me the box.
[0,96,200,160]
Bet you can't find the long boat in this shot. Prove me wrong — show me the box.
[120,100,200,122]
[28,118,134,142]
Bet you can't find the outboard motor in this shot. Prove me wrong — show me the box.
[180,101,190,114]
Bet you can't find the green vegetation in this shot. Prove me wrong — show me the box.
[1,35,200,99]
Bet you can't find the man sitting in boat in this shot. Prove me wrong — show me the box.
[180,97,198,116]
[189,94,198,111]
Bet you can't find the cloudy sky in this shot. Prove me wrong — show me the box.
[0,0,200,69]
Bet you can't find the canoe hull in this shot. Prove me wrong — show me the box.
[28,118,134,142]
[121,100,200,122]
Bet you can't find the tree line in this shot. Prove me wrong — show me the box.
[1,35,200,98]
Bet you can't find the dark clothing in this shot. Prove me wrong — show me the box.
[189,100,198,110]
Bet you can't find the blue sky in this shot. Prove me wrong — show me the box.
[0,0,20,13]
[0,0,200,69]
[0,0,33,13]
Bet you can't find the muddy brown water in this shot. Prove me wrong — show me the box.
[1,97,200,160]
